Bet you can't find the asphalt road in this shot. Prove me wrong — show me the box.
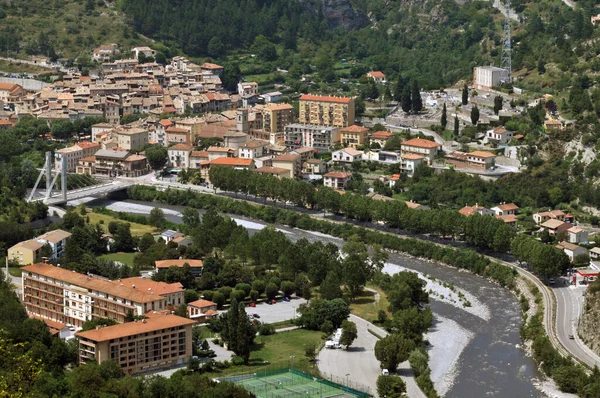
[318,314,426,398]
[553,277,600,368]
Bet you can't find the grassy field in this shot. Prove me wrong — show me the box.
[0,60,52,74]
[392,192,409,201]
[349,284,390,323]
[87,212,155,236]
[98,252,136,267]
[208,329,323,377]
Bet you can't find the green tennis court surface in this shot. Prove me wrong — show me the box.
[220,368,369,398]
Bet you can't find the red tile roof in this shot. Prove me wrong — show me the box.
[368,71,386,79]
[341,125,369,133]
[155,259,203,269]
[325,171,352,179]
[371,131,393,139]
[401,138,441,149]
[188,299,217,308]
[299,94,352,104]
[469,151,496,158]
[169,143,193,151]
[210,157,253,167]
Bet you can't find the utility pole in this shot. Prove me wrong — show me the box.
[500,0,512,84]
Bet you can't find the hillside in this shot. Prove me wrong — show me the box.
[579,280,600,355]
[0,0,149,63]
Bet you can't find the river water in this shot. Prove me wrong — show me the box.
[80,197,544,397]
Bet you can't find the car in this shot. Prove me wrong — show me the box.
[549,278,555,285]
[381,369,389,375]
[271,299,276,304]
[249,302,256,307]
[253,314,260,319]
[569,334,575,340]
[283,297,290,302]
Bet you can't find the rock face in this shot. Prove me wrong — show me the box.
[300,0,369,30]
[578,285,600,355]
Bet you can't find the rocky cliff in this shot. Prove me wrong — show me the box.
[578,281,600,354]
[300,0,369,30]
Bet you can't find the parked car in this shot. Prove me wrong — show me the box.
[283,297,290,302]
[569,334,575,340]
[253,314,260,319]
[549,278,555,285]
[249,302,256,307]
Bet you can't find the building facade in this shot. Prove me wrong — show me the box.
[298,95,355,128]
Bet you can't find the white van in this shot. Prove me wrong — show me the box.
[382,369,389,375]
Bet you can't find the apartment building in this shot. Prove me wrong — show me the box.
[298,94,355,128]
[21,263,183,328]
[115,127,149,151]
[8,229,72,265]
[55,145,84,172]
[284,123,341,151]
[262,103,294,133]
[400,138,441,165]
[167,143,193,169]
[76,311,195,374]
[340,125,369,148]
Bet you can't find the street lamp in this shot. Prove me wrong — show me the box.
[289,355,295,370]
[345,373,350,387]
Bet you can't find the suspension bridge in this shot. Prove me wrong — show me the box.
[27,151,134,206]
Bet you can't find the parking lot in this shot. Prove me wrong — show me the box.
[219,297,307,324]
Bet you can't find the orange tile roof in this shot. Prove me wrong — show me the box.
[267,103,293,111]
[368,71,386,78]
[325,171,352,178]
[159,120,173,127]
[469,151,496,158]
[210,157,253,167]
[37,229,71,244]
[155,259,203,269]
[274,154,301,162]
[371,131,393,139]
[299,94,352,104]
[22,263,166,303]
[0,119,14,126]
[119,277,184,296]
[166,127,188,133]
[201,62,223,70]
[495,203,519,211]
[12,239,44,251]
[402,154,425,160]
[191,151,209,158]
[169,143,193,151]
[401,138,441,149]
[254,166,290,175]
[341,125,369,133]
[77,141,101,150]
[188,299,217,309]
[76,313,195,342]
[405,201,422,209]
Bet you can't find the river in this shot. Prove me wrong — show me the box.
[78,197,546,397]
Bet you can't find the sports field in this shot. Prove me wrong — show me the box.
[221,369,368,398]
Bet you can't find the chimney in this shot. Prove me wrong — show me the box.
[42,257,48,264]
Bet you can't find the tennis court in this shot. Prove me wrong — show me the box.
[220,368,368,398]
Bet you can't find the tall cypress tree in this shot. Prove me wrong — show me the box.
[394,77,405,102]
[471,106,480,125]
[411,80,422,113]
[441,103,447,129]
[454,114,459,136]
[462,85,469,105]
[401,86,412,113]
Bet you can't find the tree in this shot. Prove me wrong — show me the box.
[148,207,166,228]
[219,298,256,364]
[440,103,447,129]
[265,282,279,300]
[51,120,76,140]
[305,341,317,362]
[340,320,358,349]
[207,36,224,58]
[462,85,469,105]
[471,106,480,125]
[113,223,134,252]
[394,78,405,102]
[454,114,459,136]
[401,86,412,113]
[537,58,546,74]
[377,375,406,398]
[320,272,343,300]
[375,334,416,371]
[493,95,504,115]
[411,80,422,113]
[145,145,168,170]
[138,233,155,252]
[182,208,201,228]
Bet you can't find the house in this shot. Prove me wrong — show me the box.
[590,247,600,260]
[331,148,363,166]
[253,166,291,179]
[491,203,519,216]
[540,219,571,235]
[556,241,588,262]
[544,118,562,131]
[272,153,302,179]
[533,210,573,224]
[496,214,518,227]
[166,127,190,144]
[76,312,195,375]
[155,259,204,278]
[567,226,589,244]
[445,151,496,170]
[238,140,270,159]
[400,138,441,165]
[167,143,193,169]
[200,62,224,75]
[340,125,369,148]
[207,146,235,161]
[366,71,386,83]
[8,240,45,265]
[370,131,393,147]
[160,230,184,243]
[486,127,514,144]
[458,204,494,217]
[114,127,149,151]
[36,229,71,260]
[405,201,428,211]
[303,158,327,175]
[400,154,425,176]
[187,299,218,323]
[92,44,119,63]
[290,147,316,161]
[388,174,401,188]
[323,172,352,190]
[201,157,254,182]
[0,83,26,104]
[55,145,84,172]
[172,236,193,247]
[0,118,15,130]
[260,91,283,103]
[131,46,156,60]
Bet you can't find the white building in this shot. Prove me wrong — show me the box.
[55,145,83,172]
[473,66,506,90]
[35,229,71,260]
[323,172,352,190]
[331,148,363,165]
[486,127,514,144]
[568,226,589,244]
[168,143,193,169]
[131,46,156,60]
[238,140,270,159]
[284,124,341,152]
[400,138,441,165]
